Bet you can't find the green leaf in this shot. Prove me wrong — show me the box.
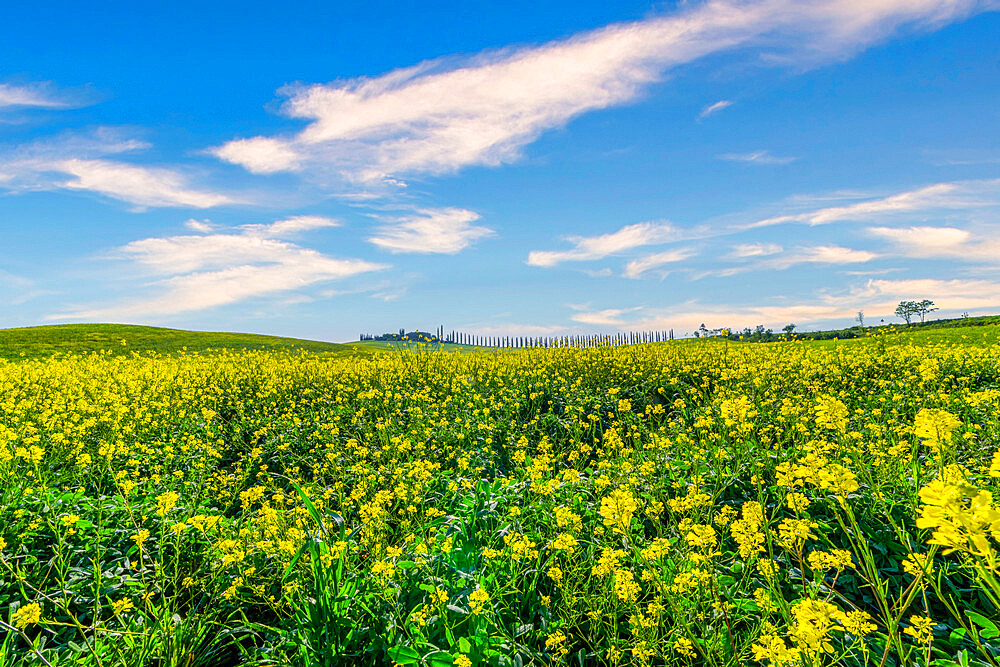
[387,646,421,664]
[967,612,998,639]
[425,651,455,667]
[458,637,472,653]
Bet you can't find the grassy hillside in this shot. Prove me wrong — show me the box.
[0,323,355,360]
[5,316,998,362]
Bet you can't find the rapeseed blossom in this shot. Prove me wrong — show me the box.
[0,329,998,664]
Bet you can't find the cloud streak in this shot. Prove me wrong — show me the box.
[623,248,695,279]
[699,99,733,118]
[367,207,494,254]
[0,129,238,209]
[868,224,1000,263]
[747,179,1000,228]
[50,218,386,320]
[708,245,878,278]
[58,159,236,209]
[0,81,90,109]
[718,150,797,165]
[213,0,991,185]
[527,221,685,267]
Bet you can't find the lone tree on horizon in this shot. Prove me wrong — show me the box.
[895,299,938,325]
[916,299,938,323]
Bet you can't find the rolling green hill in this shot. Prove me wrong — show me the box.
[5,316,999,363]
[0,324,355,360]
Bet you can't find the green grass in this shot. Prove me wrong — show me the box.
[5,316,999,363]
[0,324,357,361]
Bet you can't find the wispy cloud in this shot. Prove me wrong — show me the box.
[623,248,695,279]
[571,307,643,326]
[0,269,32,288]
[718,150,798,165]
[699,99,733,118]
[527,221,683,267]
[241,215,339,238]
[922,148,1000,166]
[184,219,216,233]
[709,244,878,277]
[468,322,570,337]
[868,225,970,250]
[367,207,494,254]
[213,0,989,185]
[729,242,782,257]
[0,129,237,209]
[767,245,878,269]
[0,270,48,307]
[49,218,386,320]
[868,224,1000,262]
[747,179,1000,228]
[58,159,236,209]
[0,81,92,110]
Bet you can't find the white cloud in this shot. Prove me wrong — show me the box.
[472,323,571,337]
[242,215,339,238]
[1,127,149,167]
[699,100,733,118]
[571,307,644,326]
[705,244,877,278]
[214,0,990,184]
[213,137,301,174]
[49,217,385,319]
[53,258,383,320]
[368,207,494,254]
[185,219,215,233]
[867,224,1000,262]
[623,248,695,278]
[0,82,86,109]
[775,245,879,267]
[748,179,1000,228]
[57,159,236,209]
[869,225,969,248]
[118,234,318,274]
[730,242,783,257]
[853,277,1000,312]
[527,221,682,267]
[718,150,798,165]
[371,284,408,302]
[0,129,236,210]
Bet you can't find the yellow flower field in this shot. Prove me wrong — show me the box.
[2,328,1000,666]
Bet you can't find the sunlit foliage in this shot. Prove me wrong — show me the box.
[2,328,1000,665]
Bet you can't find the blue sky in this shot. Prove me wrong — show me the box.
[2,0,999,340]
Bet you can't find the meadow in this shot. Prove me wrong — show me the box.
[0,325,355,361]
[2,325,1000,666]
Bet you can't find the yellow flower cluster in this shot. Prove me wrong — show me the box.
[0,325,998,665]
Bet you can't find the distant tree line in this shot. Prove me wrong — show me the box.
[701,303,999,344]
[359,305,998,348]
[360,327,677,348]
